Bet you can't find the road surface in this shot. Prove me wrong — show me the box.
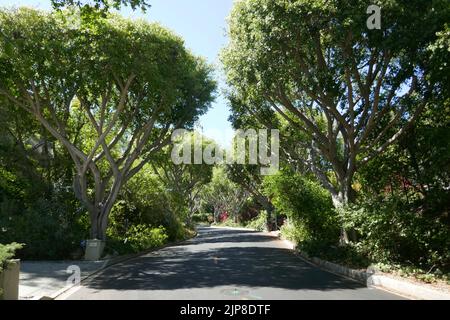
[63,227,403,300]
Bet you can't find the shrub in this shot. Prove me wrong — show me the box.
[0,195,89,260]
[247,211,268,231]
[125,225,168,252]
[192,212,212,224]
[0,242,23,273]
[280,219,308,245]
[0,242,23,299]
[111,172,189,242]
[338,198,450,272]
[162,212,189,241]
[106,225,168,255]
[263,169,340,246]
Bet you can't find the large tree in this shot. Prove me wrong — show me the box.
[222,0,449,207]
[0,8,215,240]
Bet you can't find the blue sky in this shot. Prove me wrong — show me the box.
[0,0,235,147]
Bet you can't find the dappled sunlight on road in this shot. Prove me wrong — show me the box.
[64,227,403,300]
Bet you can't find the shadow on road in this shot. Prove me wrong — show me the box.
[81,228,365,292]
[189,227,279,244]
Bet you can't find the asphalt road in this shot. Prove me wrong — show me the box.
[63,227,403,300]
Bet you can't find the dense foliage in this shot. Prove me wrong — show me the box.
[0,8,213,259]
[246,211,268,232]
[222,0,450,281]
[339,199,450,270]
[0,242,22,299]
[107,224,168,255]
[263,169,340,248]
[0,196,88,260]
[0,242,23,273]
[0,8,215,241]
[222,0,449,207]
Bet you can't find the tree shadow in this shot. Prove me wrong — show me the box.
[81,228,366,292]
[188,227,279,245]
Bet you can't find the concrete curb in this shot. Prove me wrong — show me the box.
[305,254,371,284]
[367,274,450,300]
[39,232,198,300]
[273,235,450,300]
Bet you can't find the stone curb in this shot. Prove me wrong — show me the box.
[38,232,198,300]
[271,234,450,300]
[367,274,450,300]
[305,254,371,284]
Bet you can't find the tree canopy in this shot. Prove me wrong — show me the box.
[51,0,150,12]
[0,8,216,239]
[222,0,450,207]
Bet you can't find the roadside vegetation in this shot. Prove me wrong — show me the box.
[220,0,450,285]
[0,5,215,259]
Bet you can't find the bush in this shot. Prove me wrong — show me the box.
[280,219,372,269]
[247,211,268,231]
[0,195,89,260]
[111,171,189,242]
[106,225,168,255]
[313,243,372,270]
[192,212,212,224]
[0,242,23,273]
[338,198,450,273]
[263,169,340,246]
[215,218,242,228]
[280,219,308,244]
[124,225,168,252]
[0,242,23,299]
[162,211,189,241]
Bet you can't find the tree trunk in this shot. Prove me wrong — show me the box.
[213,207,220,223]
[75,173,122,241]
[255,194,274,231]
[331,177,357,244]
[87,204,114,241]
[98,209,109,241]
[89,209,99,239]
[97,180,123,240]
